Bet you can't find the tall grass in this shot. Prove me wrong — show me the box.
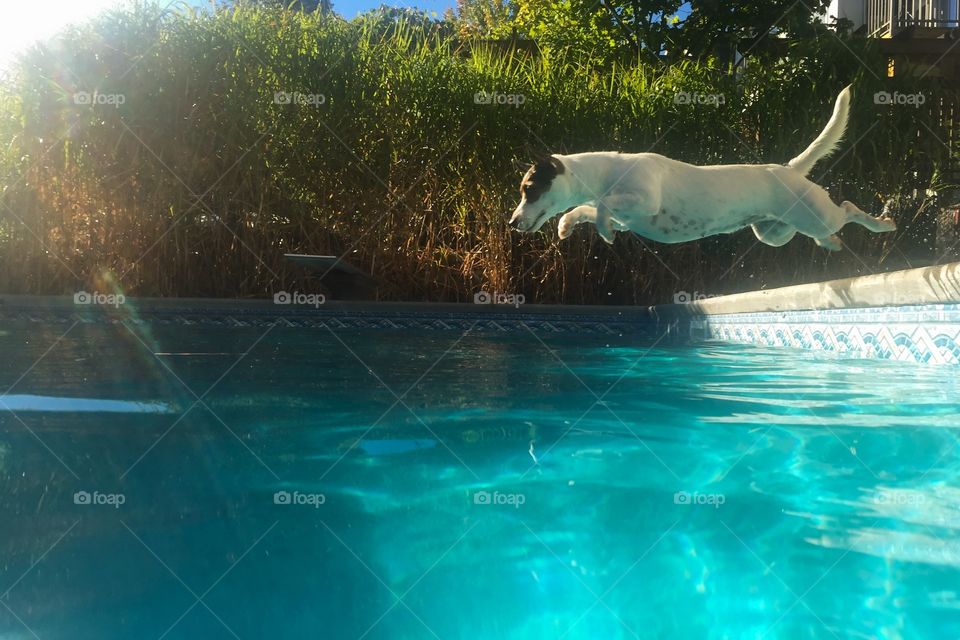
[0,2,955,303]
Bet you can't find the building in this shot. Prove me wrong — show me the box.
[829,0,960,78]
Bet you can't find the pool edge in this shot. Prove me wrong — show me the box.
[2,260,960,364]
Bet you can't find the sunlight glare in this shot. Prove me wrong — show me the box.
[0,0,122,65]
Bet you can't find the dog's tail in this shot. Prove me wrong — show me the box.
[787,85,852,176]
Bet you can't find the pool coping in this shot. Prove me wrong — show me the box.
[650,260,960,317]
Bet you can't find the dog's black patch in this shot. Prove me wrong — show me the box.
[520,156,564,205]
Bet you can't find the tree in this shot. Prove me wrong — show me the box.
[671,0,832,64]
[452,0,833,65]
[450,0,516,38]
[241,0,334,14]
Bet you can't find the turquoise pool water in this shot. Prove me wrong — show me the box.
[2,321,960,639]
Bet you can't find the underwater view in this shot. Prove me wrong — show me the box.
[2,323,960,639]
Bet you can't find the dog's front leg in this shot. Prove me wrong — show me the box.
[595,193,654,245]
[557,205,598,239]
[595,202,617,244]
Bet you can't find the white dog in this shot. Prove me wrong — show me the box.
[509,86,896,250]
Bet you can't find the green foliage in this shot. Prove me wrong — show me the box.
[452,0,516,37]
[0,2,955,302]
[454,0,833,64]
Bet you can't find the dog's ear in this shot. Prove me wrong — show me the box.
[512,157,533,172]
[531,152,565,175]
[532,151,552,167]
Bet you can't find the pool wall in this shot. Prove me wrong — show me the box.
[689,305,960,365]
[664,261,960,365]
[0,295,665,338]
[3,260,959,365]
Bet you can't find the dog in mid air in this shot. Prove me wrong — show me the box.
[508,86,895,251]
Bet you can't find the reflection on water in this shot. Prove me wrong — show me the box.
[0,394,174,413]
[1,323,960,639]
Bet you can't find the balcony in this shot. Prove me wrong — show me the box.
[866,0,960,37]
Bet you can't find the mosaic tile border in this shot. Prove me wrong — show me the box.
[6,297,960,364]
[0,304,673,338]
[691,304,960,365]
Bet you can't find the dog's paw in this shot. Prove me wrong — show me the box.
[877,216,897,231]
[557,216,575,240]
[815,235,844,251]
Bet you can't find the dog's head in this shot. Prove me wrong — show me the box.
[508,154,573,233]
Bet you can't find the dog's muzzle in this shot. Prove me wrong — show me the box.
[509,209,546,233]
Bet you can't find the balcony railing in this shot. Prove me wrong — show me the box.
[867,0,960,37]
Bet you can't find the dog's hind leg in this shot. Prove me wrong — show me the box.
[751,221,797,247]
[841,201,897,233]
[778,186,853,247]
[557,205,598,239]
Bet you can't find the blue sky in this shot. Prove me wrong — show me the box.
[0,0,451,63]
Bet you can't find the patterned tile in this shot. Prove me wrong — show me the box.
[0,305,665,338]
[693,304,960,365]
[5,299,960,365]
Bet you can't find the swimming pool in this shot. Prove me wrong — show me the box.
[2,311,960,639]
